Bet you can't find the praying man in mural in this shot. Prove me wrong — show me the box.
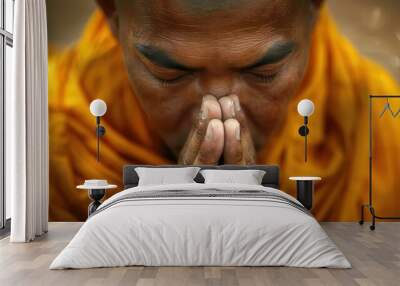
[49,0,400,221]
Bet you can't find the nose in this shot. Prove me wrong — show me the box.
[198,73,235,99]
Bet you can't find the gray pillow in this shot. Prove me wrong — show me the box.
[135,167,201,186]
[200,169,266,185]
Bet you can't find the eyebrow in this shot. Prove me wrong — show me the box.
[136,41,295,71]
[245,41,296,69]
[136,44,194,71]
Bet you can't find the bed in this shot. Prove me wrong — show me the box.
[50,165,350,269]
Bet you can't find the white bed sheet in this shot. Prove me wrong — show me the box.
[50,183,350,269]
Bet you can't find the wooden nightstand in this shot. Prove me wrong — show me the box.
[77,180,117,217]
[289,177,321,210]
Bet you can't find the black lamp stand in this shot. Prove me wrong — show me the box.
[95,116,106,162]
[298,116,309,162]
[88,189,106,216]
[87,116,107,217]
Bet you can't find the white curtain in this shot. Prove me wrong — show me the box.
[8,0,49,242]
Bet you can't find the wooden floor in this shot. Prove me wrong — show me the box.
[0,222,399,286]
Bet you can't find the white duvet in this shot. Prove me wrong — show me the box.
[50,183,350,269]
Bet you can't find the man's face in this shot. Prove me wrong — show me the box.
[111,0,316,157]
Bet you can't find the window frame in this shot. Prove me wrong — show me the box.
[0,0,14,232]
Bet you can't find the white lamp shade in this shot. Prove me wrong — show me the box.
[90,99,107,117]
[297,99,315,117]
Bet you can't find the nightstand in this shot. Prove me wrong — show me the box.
[289,177,321,210]
[77,180,117,217]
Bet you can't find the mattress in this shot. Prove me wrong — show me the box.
[50,183,351,269]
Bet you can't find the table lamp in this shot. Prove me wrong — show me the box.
[89,99,107,162]
[297,99,315,162]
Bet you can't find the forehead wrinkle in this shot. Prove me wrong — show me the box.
[123,0,305,36]
[129,8,286,47]
[128,18,278,52]
[118,0,311,26]
[134,25,279,52]
[179,0,244,14]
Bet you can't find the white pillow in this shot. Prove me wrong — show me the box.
[135,167,201,186]
[200,169,266,185]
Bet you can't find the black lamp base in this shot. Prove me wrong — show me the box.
[296,180,314,210]
[88,189,105,216]
[95,116,106,162]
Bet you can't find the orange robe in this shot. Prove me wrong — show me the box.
[49,8,400,221]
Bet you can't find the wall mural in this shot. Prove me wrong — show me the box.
[48,1,400,221]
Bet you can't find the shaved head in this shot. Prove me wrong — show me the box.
[114,0,315,43]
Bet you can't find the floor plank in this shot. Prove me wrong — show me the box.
[0,222,399,286]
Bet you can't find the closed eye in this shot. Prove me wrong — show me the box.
[244,71,279,84]
[135,44,197,86]
[156,72,194,86]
